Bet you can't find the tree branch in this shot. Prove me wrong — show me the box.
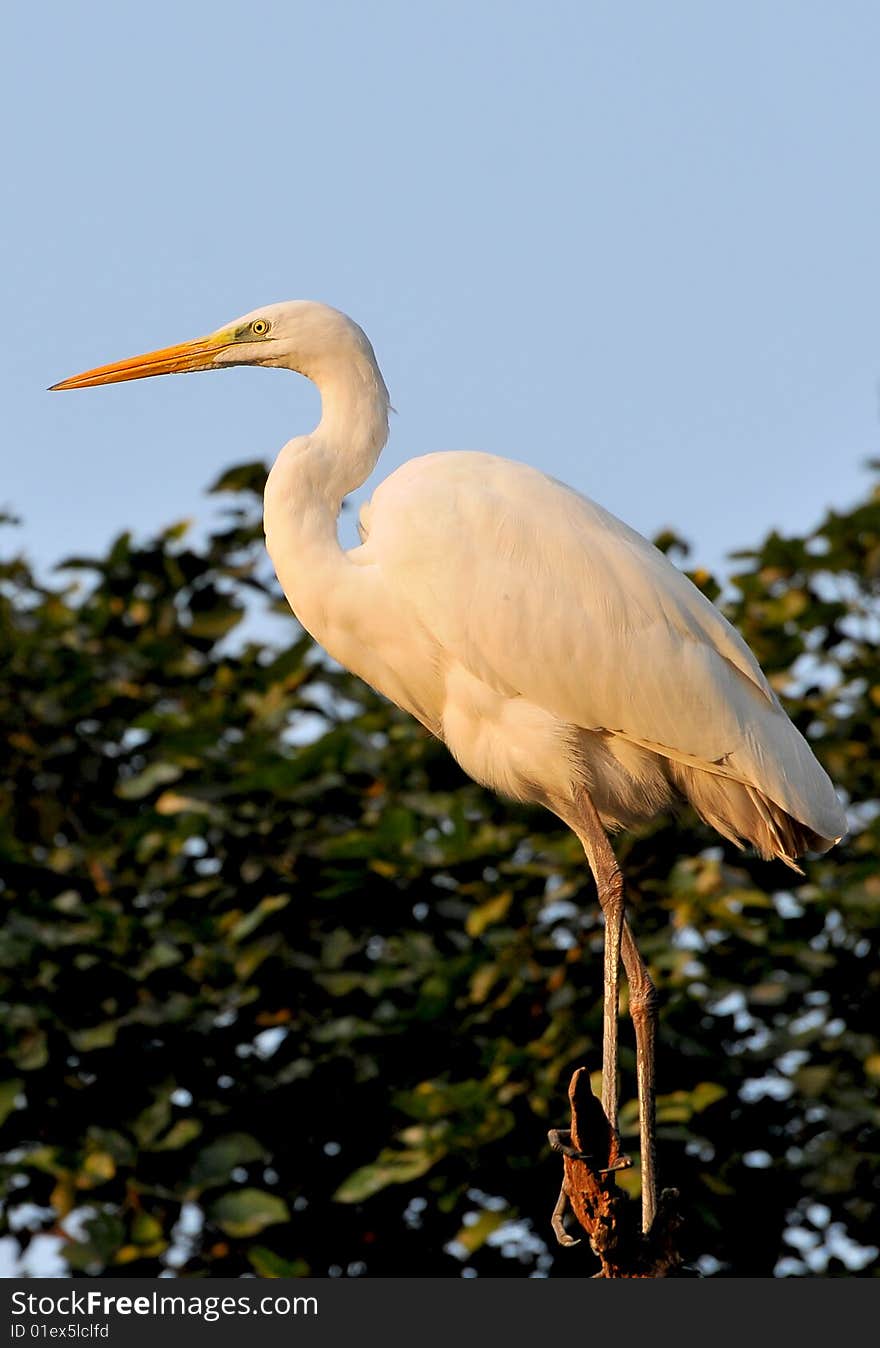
[549,1067,685,1278]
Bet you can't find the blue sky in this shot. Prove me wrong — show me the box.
[4,1,879,577]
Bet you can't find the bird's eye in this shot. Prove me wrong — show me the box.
[251,319,270,336]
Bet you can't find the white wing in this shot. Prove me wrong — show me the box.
[361,451,844,841]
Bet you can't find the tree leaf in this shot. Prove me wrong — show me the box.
[189,1134,267,1192]
[333,1147,440,1203]
[466,890,513,937]
[209,1188,289,1238]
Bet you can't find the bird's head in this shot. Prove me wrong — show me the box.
[50,300,378,391]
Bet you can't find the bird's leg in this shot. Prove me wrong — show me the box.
[572,789,658,1234]
[621,920,658,1234]
[572,790,624,1136]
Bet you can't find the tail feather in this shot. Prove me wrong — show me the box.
[670,762,836,869]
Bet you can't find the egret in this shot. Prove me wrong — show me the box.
[51,300,846,1236]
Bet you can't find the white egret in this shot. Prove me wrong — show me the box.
[51,300,846,1236]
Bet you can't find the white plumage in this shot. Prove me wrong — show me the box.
[353,449,844,864]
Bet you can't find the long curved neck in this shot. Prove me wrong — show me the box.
[263,351,390,638]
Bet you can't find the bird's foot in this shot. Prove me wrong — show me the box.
[548,1127,632,1175]
[551,1180,580,1247]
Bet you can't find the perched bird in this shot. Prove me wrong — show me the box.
[51,300,846,1234]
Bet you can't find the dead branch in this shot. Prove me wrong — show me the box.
[549,1067,685,1277]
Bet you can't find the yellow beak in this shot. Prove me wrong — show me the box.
[49,332,232,391]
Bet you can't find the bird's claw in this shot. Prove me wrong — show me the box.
[548,1128,631,1174]
[551,1181,581,1247]
[598,1155,632,1175]
[547,1127,585,1159]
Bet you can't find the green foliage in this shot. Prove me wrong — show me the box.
[0,467,878,1277]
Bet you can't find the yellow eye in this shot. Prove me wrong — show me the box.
[251,319,269,336]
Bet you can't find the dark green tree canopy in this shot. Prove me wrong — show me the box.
[0,466,878,1277]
